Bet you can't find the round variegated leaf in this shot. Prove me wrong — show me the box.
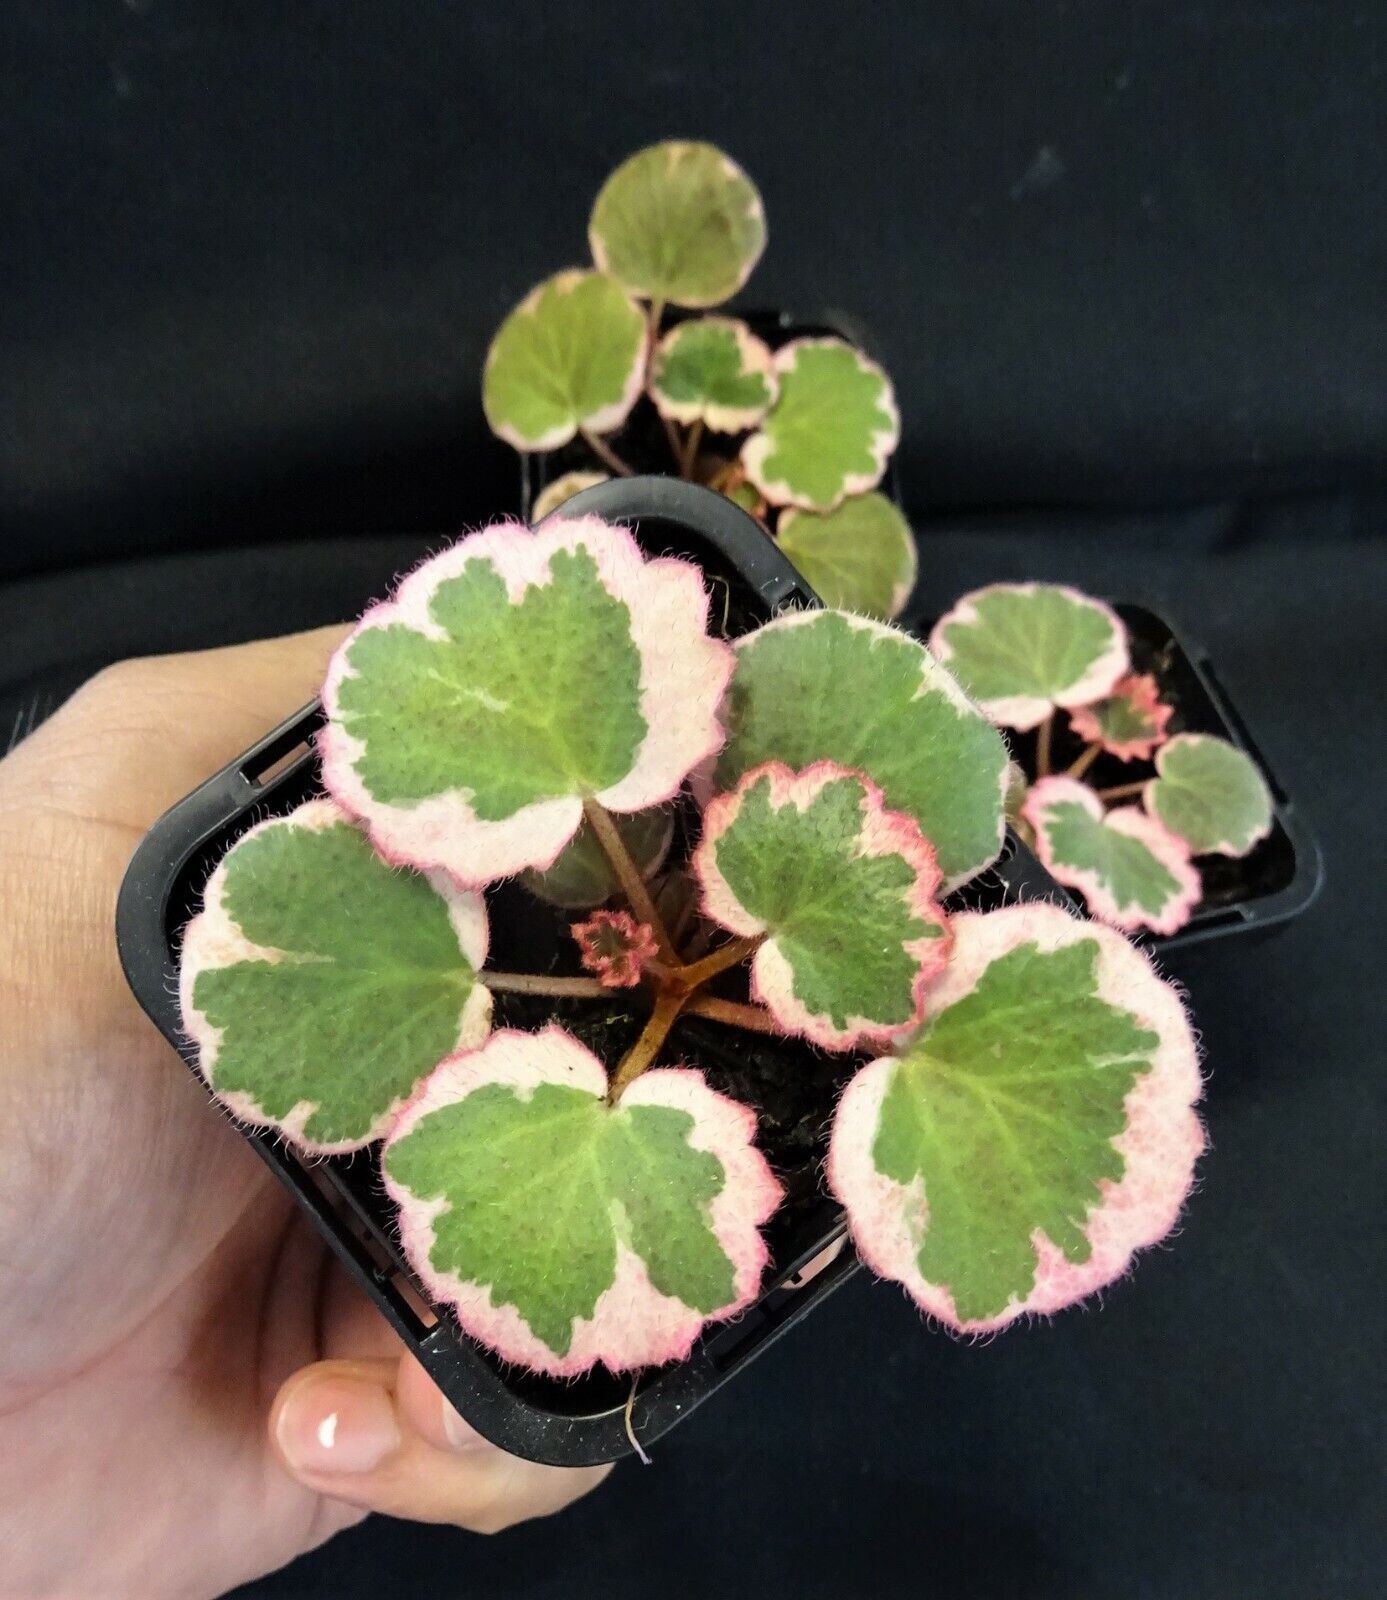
[180,799,491,1154]
[777,492,917,620]
[1068,673,1173,762]
[929,583,1130,731]
[531,470,610,522]
[482,270,646,451]
[1023,777,1200,935]
[828,903,1204,1331]
[1144,733,1273,857]
[741,339,900,512]
[694,762,950,1050]
[322,516,733,886]
[383,1027,781,1376]
[588,141,766,309]
[716,610,1009,889]
[649,317,777,432]
[521,806,673,909]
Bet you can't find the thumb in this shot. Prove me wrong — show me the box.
[269,1356,613,1534]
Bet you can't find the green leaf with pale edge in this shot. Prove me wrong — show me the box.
[180,800,490,1153]
[929,583,1129,731]
[741,339,899,511]
[1145,733,1273,857]
[521,807,672,909]
[531,470,609,522]
[777,492,917,620]
[588,141,766,308]
[828,904,1204,1330]
[483,270,645,451]
[694,762,950,1049]
[716,610,1009,888]
[383,1028,781,1375]
[1023,777,1199,935]
[1068,673,1172,762]
[322,516,732,885]
[649,317,776,432]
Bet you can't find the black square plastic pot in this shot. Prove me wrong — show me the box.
[117,476,1070,1467]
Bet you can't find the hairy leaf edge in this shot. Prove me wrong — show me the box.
[826,902,1205,1333]
[320,516,736,886]
[693,759,952,1049]
[382,1026,783,1376]
[179,798,492,1154]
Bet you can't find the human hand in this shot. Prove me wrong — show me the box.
[0,629,611,1600]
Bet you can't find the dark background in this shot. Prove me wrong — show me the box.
[3,5,1384,1597]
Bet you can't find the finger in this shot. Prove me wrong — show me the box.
[26,623,351,828]
[269,1357,613,1535]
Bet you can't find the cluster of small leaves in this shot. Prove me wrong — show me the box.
[931,582,1275,936]
[180,518,1205,1385]
[482,140,915,623]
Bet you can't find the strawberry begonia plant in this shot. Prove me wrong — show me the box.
[932,581,1275,936]
[180,517,1205,1377]
[482,139,916,623]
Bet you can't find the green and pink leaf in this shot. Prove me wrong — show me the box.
[180,799,491,1154]
[1068,674,1172,762]
[383,1027,781,1376]
[694,761,951,1049]
[1023,777,1200,936]
[929,583,1129,731]
[1144,733,1274,857]
[321,516,733,887]
[827,903,1204,1332]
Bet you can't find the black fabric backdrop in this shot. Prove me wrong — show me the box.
[3,4,1385,1598]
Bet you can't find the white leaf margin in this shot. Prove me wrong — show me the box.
[321,515,735,887]
[693,759,952,1050]
[482,269,647,452]
[827,902,1205,1334]
[382,1026,782,1378]
[1023,777,1201,937]
[1143,732,1275,858]
[928,582,1131,732]
[179,798,492,1155]
[588,142,768,309]
[740,338,901,512]
[649,316,778,433]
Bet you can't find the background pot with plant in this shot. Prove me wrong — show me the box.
[140,506,1206,1459]
[482,139,918,625]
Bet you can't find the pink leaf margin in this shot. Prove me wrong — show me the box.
[1023,776,1201,936]
[827,902,1205,1334]
[693,759,952,1050]
[320,515,736,888]
[482,269,647,452]
[1068,673,1173,763]
[382,1026,782,1378]
[178,798,492,1156]
[1143,733,1275,858]
[649,316,779,433]
[928,583,1131,732]
[740,338,901,512]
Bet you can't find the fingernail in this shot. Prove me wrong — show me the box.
[441,1397,490,1453]
[277,1376,402,1476]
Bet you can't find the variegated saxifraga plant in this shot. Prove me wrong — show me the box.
[181,516,1207,1378]
[482,138,917,622]
[932,582,1275,937]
